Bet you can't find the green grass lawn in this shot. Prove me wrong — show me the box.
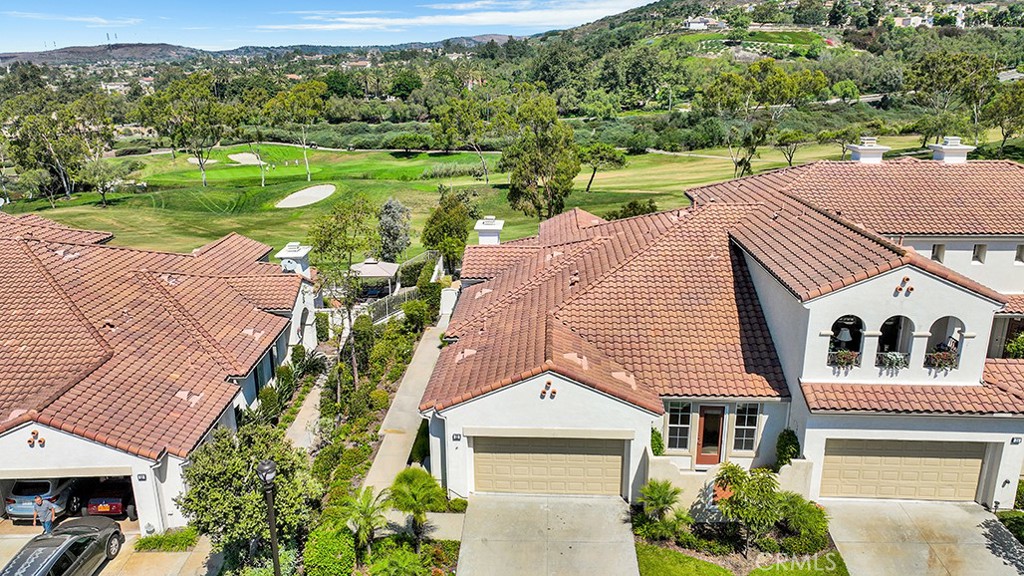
[659,30,821,46]
[636,543,733,576]
[5,135,931,257]
[750,552,850,575]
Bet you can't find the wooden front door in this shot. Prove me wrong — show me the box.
[696,407,724,466]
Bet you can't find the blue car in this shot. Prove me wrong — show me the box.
[3,479,80,521]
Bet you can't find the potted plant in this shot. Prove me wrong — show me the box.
[832,349,860,368]
[878,351,909,370]
[925,350,959,371]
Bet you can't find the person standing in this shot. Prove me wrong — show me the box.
[32,495,56,534]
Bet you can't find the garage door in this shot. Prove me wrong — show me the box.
[473,437,623,496]
[821,439,985,501]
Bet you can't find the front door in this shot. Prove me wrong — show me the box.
[696,406,724,466]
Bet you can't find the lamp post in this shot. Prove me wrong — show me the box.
[256,459,282,576]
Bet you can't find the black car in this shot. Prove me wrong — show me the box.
[0,517,124,576]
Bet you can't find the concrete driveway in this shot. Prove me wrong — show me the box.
[825,500,1024,576]
[457,494,639,576]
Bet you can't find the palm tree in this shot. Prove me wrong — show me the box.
[388,467,446,552]
[369,547,427,576]
[638,479,681,521]
[342,487,390,563]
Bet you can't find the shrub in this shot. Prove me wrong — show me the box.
[1006,331,1024,359]
[114,146,151,156]
[777,491,830,555]
[410,420,430,464]
[775,428,801,470]
[755,537,781,554]
[1017,481,1024,510]
[448,498,468,513]
[369,547,427,576]
[315,312,330,342]
[304,528,356,576]
[257,386,281,422]
[402,300,430,333]
[638,480,681,521]
[134,526,198,551]
[275,365,296,401]
[399,259,428,286]
[370,388,390,411]
[312,442,344,484]
[416,264,443,317]
[999,510,1024,544]
[650,428,665,456]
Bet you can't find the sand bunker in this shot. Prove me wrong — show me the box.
[275,184,336,208]
[228,152,266,166]
[187,157,217,165]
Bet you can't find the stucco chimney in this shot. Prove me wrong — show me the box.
[275,242,312,278]
[474,215,504,245]
[847,137,890,164]
[928,136,975,164]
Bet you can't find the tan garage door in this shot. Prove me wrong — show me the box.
[473,437,624,496]
[821,439,985,501]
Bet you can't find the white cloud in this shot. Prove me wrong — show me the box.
[257,0,649,31]
[3,11,141,27]
[419,0,533,11]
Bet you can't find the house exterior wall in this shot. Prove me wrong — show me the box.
[802,266,1001,385]
[900,236,1024,294]
[428,372,658,501]
[288,281,318,348]
[657,400,789,471]
[803,413,1024,507]
[0,423,180,534]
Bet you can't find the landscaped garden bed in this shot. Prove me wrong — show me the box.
[632,462,846,576]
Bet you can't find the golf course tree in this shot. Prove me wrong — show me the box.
[579,142,626,193]
[773,129,813,166]
[431,91,511,183]
[421,186,473,273]
[376,198,412,262]
[265,80,328,182]
[500,90,580,220]
[176,425,320,570]
[307,194,379,396]
[133,90,183,159]
[239,87,272,187]
[163,72,236,187]
[984,80,1024,156]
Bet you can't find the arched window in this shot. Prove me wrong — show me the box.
[828,315,864,367]
[876,315,914,369]
[925,316,965,370]
[298,308,310,340]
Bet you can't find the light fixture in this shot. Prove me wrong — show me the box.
[837,328,853,343]
[256,459,277,485]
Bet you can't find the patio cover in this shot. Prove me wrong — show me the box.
[351,258,399,279]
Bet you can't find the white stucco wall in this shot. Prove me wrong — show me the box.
[0,423,179,533]
[802,265,1001,385]
[429,372,658,501]
[287,281,318,349]
[803,413,1024,507]
[900,236,1024,294]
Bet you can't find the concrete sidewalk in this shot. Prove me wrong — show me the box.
[362,318,448,493]
[284,375,324,452]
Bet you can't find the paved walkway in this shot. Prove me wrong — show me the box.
[284,376,324,452]
[457,495,639,576]
[826,500,1024,576]
[361,318,448,492]
[381,509,465,541]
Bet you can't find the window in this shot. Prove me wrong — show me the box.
[666,401,691,451]
[255,353,270,389]
[733,404,759,451]
[931,244,945,263]
[1016,245,1024,264]
[828,315,864,367]
[972,244,987,264]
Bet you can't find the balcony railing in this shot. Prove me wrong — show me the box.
[875,351,910,370]
[924,351,960,371]
[827,350,861,368]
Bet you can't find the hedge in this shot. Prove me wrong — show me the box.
[1000,510,1024,545]
[315,312,330,342]
[134,526,198,552]
[114,146,151,157]
[303,527,355,576]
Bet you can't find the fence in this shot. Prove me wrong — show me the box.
[365,287,420,324]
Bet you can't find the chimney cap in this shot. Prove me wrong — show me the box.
[847,136,890,164]
[474,217,505,232]
[927,135,975,164]
[274,242,312,259]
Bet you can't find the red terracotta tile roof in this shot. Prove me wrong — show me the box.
[191,233,275,274]
[0,211,113,244]
[0,231,301,460]
[802,364,1024,414]
[1001,294,1024,315]
[460,245,542,280]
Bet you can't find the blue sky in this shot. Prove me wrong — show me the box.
[0,0,651,52]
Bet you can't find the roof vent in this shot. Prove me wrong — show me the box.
[474,288,493,299]
[456,348,477,363]
[847,137,889,164]
[928,136,975,164]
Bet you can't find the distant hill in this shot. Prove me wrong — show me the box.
[0,43,205,64]
[0,34,521,65]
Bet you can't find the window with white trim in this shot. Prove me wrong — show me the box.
[666,401,691,451]
[733,403,759,451]
[931,244,945,263]
[972,244,987,264]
